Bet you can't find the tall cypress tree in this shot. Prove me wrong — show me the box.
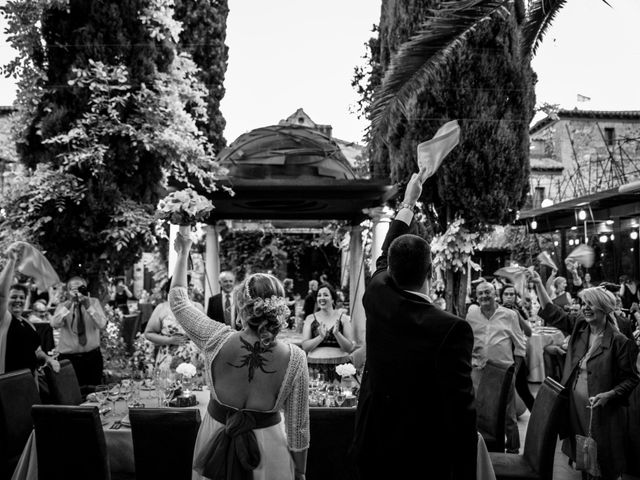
[174,0,229,152]
[370,0,534,229]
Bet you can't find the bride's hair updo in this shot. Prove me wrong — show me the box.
[237,273,290,347]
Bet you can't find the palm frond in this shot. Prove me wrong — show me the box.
[521,0,612,59]
[520,0,567,59]
[370,0,511,139]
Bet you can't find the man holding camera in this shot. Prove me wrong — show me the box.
[52,276,107,386]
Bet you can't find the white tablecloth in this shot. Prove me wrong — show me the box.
[526,327,565,382]
[13,390,497,480]
[477,432,497,480]
[11,389,210,480]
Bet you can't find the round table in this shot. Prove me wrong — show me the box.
[526,327,566,382]
[307,346,351,365]
[307,346,351,383]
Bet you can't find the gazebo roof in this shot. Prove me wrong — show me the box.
[205,125,397,222]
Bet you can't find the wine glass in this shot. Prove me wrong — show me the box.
[130,370,144,405]
[326,384,336,407]
[106,383,120,417]
[120,380,133,407]
[94,385,109,414]
[336,389,346,407]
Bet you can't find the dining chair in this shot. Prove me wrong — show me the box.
[489,377,566,480]
[121,313,141,353]
[44,359,83,405]
[0,369,40,480]
[307,407,357,480]
[31,405,110,480]
[129,408,201,480]
[477,361,515,452]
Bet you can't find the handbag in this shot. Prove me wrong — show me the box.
[574,405,601,477]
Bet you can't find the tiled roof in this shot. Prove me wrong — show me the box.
[530,109,640,134]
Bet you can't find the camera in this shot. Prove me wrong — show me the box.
[77,285,89,296]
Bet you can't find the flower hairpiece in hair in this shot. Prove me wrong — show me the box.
[251,295,290,321]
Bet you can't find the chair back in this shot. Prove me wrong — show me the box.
[0,369,40,480]
[31,405,110,480]
[307,407,357,480]
[33,323,55,354]
[476,361,515,452]
[129,408,200,480]
[522,377,566,478]
[44,359,82,405]
[121,313,141,353]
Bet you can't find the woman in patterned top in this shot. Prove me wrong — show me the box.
[169,233,309,480]
[144,279,204,371]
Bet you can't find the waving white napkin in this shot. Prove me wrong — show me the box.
[536,251,558,271]
[9,241,60,293]
[417,120,461,182]
[565,244,595,268]
[494,266,533,300]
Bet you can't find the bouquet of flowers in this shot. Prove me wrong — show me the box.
[156,188,214,236]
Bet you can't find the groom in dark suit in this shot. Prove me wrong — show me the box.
[352,171,477,479]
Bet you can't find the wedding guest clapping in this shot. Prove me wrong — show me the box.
[301,284,355,381]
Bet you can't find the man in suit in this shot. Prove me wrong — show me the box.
[352,172,477,479]
[206,271,237,328]
[302,279,319,318]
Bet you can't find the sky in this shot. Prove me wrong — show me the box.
[1,0,639,144]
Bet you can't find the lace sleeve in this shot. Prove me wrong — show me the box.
[168,287,230,350]
[283,345,310,451]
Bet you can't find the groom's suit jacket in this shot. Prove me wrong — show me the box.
[352,219,477,479]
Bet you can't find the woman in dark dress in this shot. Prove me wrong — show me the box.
[301,285,355,382]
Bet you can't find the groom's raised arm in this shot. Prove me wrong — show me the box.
[375,172,424,272]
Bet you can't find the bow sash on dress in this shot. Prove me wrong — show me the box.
[196,398,280,480]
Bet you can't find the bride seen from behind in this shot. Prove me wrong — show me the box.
[169,233,310,480]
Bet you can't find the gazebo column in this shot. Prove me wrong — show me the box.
[349,224,366,345]
[369,207,392,273]
[339,236,350,291]
[205,225,221,307]
[168,224,179,277]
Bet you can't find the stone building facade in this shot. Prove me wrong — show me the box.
[529,109,640,203]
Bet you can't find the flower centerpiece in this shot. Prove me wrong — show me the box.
[176,361,197,379]
[335,362,359,397]
[156,188,214,237]
[174,362,198,407]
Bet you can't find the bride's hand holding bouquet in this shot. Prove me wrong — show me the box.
[156,188,214,239]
